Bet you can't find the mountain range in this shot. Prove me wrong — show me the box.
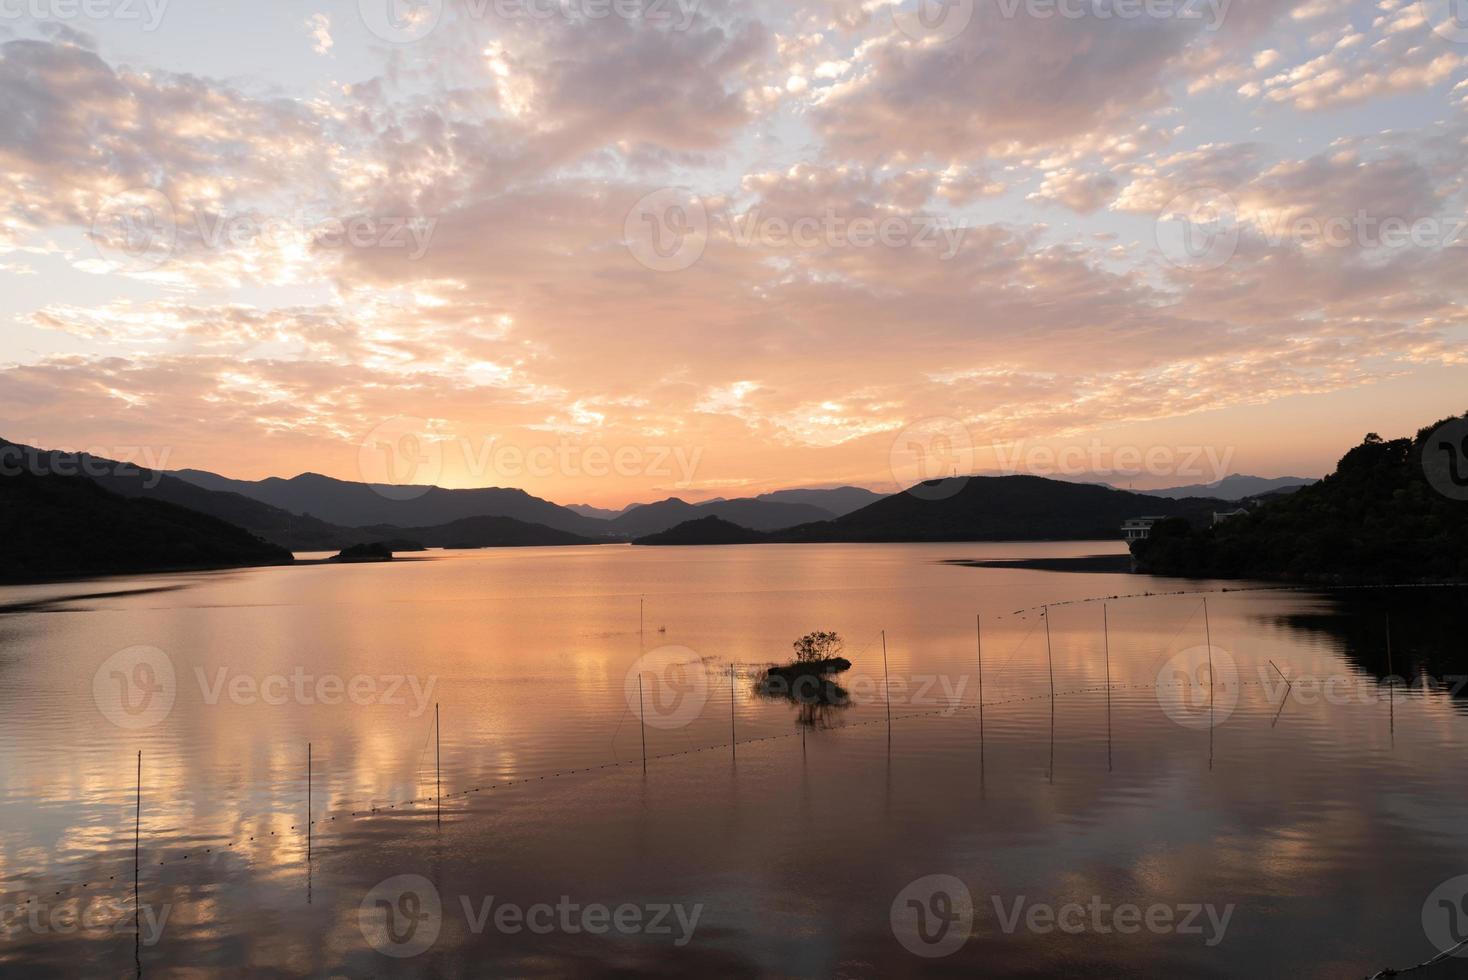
[1135,474,1315,500]
[170,467,881,538]
[8,432,1330,582]
[635,476,1227,546]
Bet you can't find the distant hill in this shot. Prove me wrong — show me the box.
[1131,417,1468,583]
[171,469,607,535]
[771,475,1223,542]
[1138,474,1316,500]
[0,465,291,583]
[609,496,835,536]
[632,516,765,546]
[564,503,626,520]
[355,515,601,549]
[754,486,884,516]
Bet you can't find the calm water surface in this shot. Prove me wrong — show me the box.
[2,543,1466,978]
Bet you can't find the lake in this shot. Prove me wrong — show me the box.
[2,543,1466,977]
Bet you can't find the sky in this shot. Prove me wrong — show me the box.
[1,0,1465,506]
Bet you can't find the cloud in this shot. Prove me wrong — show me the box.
[306,13,334,56]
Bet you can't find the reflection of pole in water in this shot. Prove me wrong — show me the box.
[1044,607,1055,783]
[435,703,442,826]
[1267,660,1293,729]
[637,675,647,772]
[976,614,985,788]
[134,750,141,977]
[1103,604,1112,773]
[1048,693,1055,784]
[307,741,312,866]
[881,630,892,733]
[729,663,737,760]
[1385,612,1395,741]
[1203,597,1215,771]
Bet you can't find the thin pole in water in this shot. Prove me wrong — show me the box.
[307,742,312,861]
[1043,606,1055,700]
[637,673,647,772]
[976,614,985,731]
[881,630,892,730]
[1202,597,1215,716]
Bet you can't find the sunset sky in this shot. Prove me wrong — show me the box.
[1,0,1465,506]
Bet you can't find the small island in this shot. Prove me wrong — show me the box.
[329,542,395,563]
[761,629,851,696]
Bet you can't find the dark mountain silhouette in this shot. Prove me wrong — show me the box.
[1138,474,1315,500]
[171,468,606,535]
[0,466,291,583]
[632,516,766,545]
[609,496,834,536]
[2,441,353,551]
[769,475,1223,542]
[354,515,601,549]
[754,486,884,516]
[1131,416,1468,583]
[4,441,598,553]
